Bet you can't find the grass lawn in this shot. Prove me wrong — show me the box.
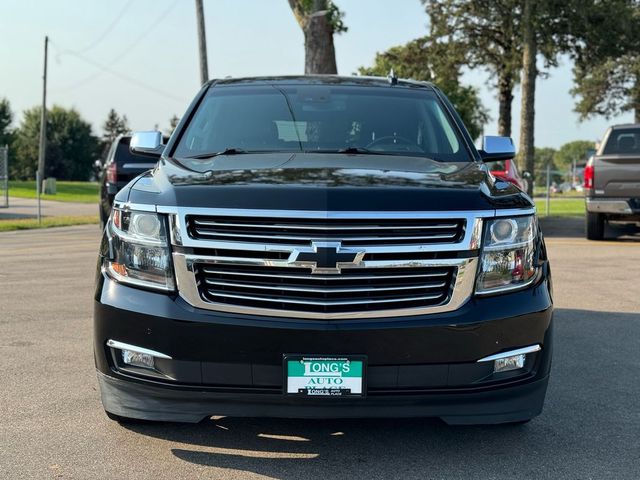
[535,197,585,217]
[8,181,99,203]
[0,215,99,232]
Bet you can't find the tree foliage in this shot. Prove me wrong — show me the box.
[0,98,14,147]
[553,140,594,170]
[166,114,180,136]
[424,0,522,137]
[287,0,346,74]
[533,147,558,185]
[358,37,489,140]
[570,1,640,121]
[11,105,100,181]
[102,108,129,145]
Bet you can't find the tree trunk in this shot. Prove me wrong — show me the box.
[497,70,514,137]
[288,0,338,75]
[518,0,537,196]
[633,76,640,123]
[303,0,337,74]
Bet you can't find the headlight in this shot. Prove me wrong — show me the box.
[104,208,175,291]
[476,215,537,295]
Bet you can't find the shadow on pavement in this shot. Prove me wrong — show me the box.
[539,215,640,241]
[121,308,640,480]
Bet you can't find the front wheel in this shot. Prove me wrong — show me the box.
[586,212,605,240]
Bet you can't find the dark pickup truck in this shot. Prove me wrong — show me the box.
[94,76,553,425]
[585,124,640,239]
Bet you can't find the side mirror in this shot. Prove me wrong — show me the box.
[130,131,164,157]
[93,159,102,171]
[479,136,516,162]
[522,171,532,180]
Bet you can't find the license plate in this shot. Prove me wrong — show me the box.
[284,355,366,396]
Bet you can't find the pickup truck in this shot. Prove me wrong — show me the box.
[585,124,640,239]
[94,76,553,425]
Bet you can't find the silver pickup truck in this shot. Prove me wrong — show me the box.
[585,124,640,239]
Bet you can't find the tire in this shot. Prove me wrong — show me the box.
[586,212,605,240]
[99,206,106,231]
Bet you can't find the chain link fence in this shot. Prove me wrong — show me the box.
[0,145,8,208]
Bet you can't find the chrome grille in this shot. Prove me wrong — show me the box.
[162,207,488,320]
[196,264,455,314]
[187,215,465,246]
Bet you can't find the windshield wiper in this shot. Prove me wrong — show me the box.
[338,146,378,154]
[186,148,248,159]
[307,147,386,155]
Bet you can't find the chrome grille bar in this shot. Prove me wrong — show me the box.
[204,279,448,293]
[191,230,459,242]
[204,291,445,306]
[201,268,449,281]
[193,219,460,230]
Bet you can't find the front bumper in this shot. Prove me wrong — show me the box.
[94,270,553,424]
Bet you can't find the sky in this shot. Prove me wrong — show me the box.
[1,0,633,149]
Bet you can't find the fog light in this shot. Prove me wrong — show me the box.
[122,350,155,369]
[493,354,525,373]
[106,339,172,372]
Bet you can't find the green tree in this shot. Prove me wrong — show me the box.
[102,108,129,145]
[424,0,522,137]
[553,140,594,171]
[12,105,100,181]
[287,0,346,74]
[0,98,14,147]
[533,147,558,185]
[569,1,640,121]
[358,37,489,140]
[166,114,180,136]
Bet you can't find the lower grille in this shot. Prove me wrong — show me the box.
[196,264,456,315]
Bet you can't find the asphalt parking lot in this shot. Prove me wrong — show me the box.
[1,221,639,479]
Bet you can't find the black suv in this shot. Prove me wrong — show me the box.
[98,135,160,227]
[94,76,553,425]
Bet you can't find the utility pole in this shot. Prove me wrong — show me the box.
[37,35,48,224]
[195,0,209,85]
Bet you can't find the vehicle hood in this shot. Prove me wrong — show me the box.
[121,152,532,212]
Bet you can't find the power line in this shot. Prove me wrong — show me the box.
[52,0,179,92]
[74,0,134,55]
[49,40,186,103]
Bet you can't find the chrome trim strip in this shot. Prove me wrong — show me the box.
[494,207,536,217]
[158,206,498,218]
[122,163,157,169]
[477,344,541,363]
[585,198,632,214]
[113,201,157,213]
[106,339,172,359]
[173,253,478,319]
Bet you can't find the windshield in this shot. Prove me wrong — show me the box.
[173,84,471,162]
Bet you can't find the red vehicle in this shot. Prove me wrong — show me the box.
[489,158,529,192]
